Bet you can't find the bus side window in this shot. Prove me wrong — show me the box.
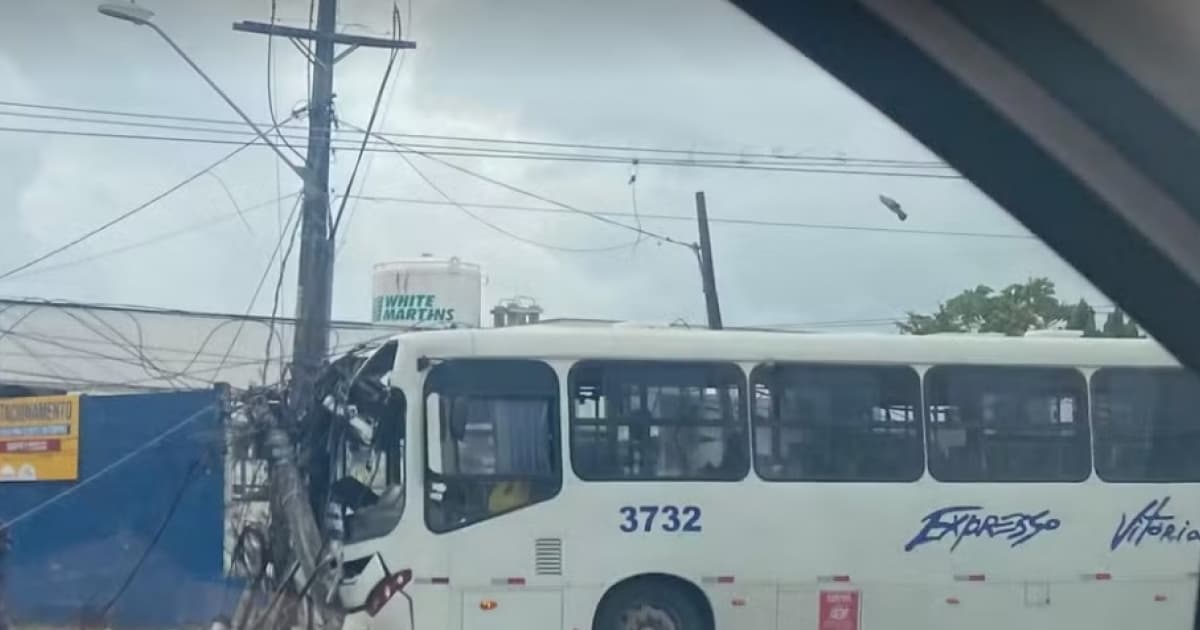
[750,363,923,482]
[1092,367,1200,482]
[925,365,1090,482]
[568,360,748,481]
[423,360,561,533]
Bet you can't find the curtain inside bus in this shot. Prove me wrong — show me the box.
[424,360,561,533]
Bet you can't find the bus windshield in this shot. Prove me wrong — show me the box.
[317,341,407,544]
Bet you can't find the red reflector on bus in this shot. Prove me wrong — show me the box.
[731,598,746,607]
[366,569,413,617]
[490,577,526,586]
[717,576,735,584]
[1095,573,1112,581]
[955,574,985,582]
[946,597,960,605]
[817,575,851,583]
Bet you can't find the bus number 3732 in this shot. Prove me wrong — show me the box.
[618,505,703,533]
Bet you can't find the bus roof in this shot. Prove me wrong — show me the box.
[388,325,1180,369]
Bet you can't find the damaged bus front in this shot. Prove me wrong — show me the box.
[300,338,415,621]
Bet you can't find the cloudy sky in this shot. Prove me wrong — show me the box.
[0,0,1112,329]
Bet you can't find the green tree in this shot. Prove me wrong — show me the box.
[1065,299,1099,336]
[1101,308,1141,338]
[897,277,1134,337]
[898,278,1070,336]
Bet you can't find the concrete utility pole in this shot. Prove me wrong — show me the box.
[234,1,415,410]
[232,4,414,625]
[99,2,414,625]
[694,191,723,330]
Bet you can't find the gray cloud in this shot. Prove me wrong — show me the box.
[0,0,1108,330]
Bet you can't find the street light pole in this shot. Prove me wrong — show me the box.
[97,3,304,180]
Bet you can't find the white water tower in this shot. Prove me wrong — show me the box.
[371,256,482,328]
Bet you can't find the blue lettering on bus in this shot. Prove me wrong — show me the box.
[904,505,1061,552]
[1111,497,1200,551]
[619,504,702,533]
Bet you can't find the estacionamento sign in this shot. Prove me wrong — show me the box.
[0,394,80,482]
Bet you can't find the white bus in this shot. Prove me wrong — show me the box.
[323,325,1200,630]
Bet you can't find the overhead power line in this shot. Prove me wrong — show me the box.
[1,404,217,527]
[0,321,263,363]
[100,460,202,617]
[0,115,298,281]
[330,37,401,236]
[0,100,255,128]
[0,302,401,365]
[335,0,414,249]
[0,99,950,168]
[347,194,1039,240]
[265,0,305,161]
[0,142,249,281]
[341,120,697,250]
[0,109,310,139]
[0,123,962,179]
[3,192,301,281]
[209,194,305,383]
[263,194,305,383]
[0,101,962,179]
[2,186,1037,284]
[0,189,1037,286]
[388,140,638,253]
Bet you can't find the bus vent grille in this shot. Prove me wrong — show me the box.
[534,538,563,576]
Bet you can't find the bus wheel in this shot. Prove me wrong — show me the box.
[595,579,710,630]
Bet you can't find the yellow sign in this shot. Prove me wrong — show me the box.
[0,394,80,482]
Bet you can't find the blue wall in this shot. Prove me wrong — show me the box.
[1,389,237,627]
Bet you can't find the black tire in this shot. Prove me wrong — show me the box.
[594,579,710,630]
